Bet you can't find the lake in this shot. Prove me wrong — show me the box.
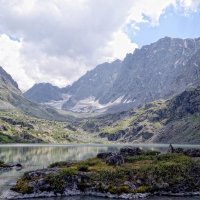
[1,144,200,200]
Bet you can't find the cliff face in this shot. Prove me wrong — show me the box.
[62,37,200,112]
[24,37,200,114]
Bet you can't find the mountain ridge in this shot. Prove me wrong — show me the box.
[24,83,64,103]
[0,66,74,121]
[24,36,200,114]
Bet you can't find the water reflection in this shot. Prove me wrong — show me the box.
[1,144,200,200]
[0,145,120,198]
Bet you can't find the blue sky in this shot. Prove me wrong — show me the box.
[128,5,200,47]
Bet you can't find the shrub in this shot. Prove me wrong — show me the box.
[60,168,77,176]
[12,178,33,194]
[0,161,5,167]
[46,174,66,193]
[108,185,130,194]
[78,164,89,172]
[49,161,71,168]
[134,185,151,193]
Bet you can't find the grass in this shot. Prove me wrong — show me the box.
[192,114,200,123]
[0,110,102,144]
[101,115,138,135]
[0,133,16,143]
[13,151,196,195]
[12,177,33,194]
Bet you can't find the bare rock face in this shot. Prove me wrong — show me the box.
[23,37,200,115]
[61,37,200,113]
[0,66,19,91]
[24,83,63,103]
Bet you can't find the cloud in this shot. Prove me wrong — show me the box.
[0,34,35,90]
[0,0,199,91]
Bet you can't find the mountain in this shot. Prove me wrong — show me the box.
[23,36,200,114]
[63,36,200,112]
[0,66,105,144]
[24,83,63,103]
[0,66,22,110]
[0,66,73,121]
[80,86,200,144]
[24,60,122,112]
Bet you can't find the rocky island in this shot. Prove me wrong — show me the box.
[3,146,200,199]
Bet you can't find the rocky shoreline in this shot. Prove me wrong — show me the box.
[2,189,149,199]
[3,146,200,199]
[0,161,23,173]
[3,187,200,199]
[3,189,200,200]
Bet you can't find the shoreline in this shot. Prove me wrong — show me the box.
[3,146,200,200]
[1,143,200,148]
[3,189,200,199]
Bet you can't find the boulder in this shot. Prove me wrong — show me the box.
[97,152,114,160]
[168,144,175,153]
[120,147,143,156]
[168,144,200,157]
[107,130,126,141]
[0,125,8,131]
[105,154,124,166]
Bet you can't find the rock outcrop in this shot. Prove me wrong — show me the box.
[7,147,200,199]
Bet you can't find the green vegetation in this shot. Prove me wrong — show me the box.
[12,177,33,194]
[0,160,5,167]
[0,133,15,143]
[0,110,105,144]
[101,115,138,134]
[13,149,199,196]
[46,174,66,193]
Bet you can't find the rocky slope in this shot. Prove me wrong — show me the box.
[24,83,64,103]
[65,37,200,112]
[79,86,200,144]
[24,37,200,113]
[0,110,105,144]
[0,66,75,121]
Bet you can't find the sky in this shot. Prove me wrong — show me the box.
[0,0,199,91]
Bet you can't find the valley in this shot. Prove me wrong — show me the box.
[1,37,200,145]
[1,2,200,200]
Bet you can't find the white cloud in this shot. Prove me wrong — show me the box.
[0,34,35,90]
[103,30,138,61]
[0,0,199,91]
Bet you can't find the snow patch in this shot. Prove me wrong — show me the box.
[184,40,188,48]
[43,94,71,109]
[194,62,199,67]
[70,96,125,113]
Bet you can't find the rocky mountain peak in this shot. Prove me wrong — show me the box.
[23,36,200,114]
[24,82,63,103]
[0,66,19,90]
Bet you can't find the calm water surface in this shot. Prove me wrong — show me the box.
[0,144,200,200]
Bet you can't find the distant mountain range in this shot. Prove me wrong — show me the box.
[0,66,72,121]
[1,35,200,144]
[24,83,64,103]
[24,36,200,114]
